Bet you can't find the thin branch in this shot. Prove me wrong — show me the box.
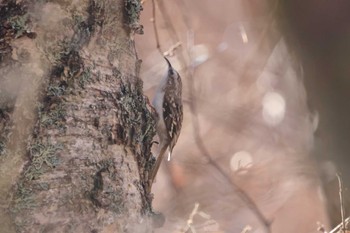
[181,202,221,233]
[155,0,188,68]
[186,202,199,233]
[190,115,272,232]
[336,173,346,233]
[151,0,182,57]
[151,0,162,54]
[329,217,350,233]
[237,0,281,87]
[163,42,182,57]
[155,0,181,45]
[241,225,253,233]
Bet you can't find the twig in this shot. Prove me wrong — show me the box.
[317,221,327,233]
[180,203,200,233]
[241,225,253,233]
[236,0,280,88]
[155,0,188,68]
[163,42,182,57]
[181,202,221,233]
[151,0,162,54]
[187,203,199,229]
[191,117,271,232]
[151,0,181,57]
[329,217,350,233]
[155,0,181,46]
[336,173,346,233]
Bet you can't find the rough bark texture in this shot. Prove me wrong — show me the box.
[0,0,155,232]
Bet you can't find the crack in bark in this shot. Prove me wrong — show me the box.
[90,167,106,208]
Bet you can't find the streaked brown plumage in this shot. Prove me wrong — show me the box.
[150,57,183,186]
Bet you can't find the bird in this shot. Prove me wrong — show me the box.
[150,56,183,185]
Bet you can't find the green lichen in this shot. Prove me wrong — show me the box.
[124,0,143,34]
[39,102,67,129]
[8,13,28,38]
[47,84,67,97]
[11,182,35,213]
[24,142,62,180]
[125,0,142,22]
[79,67,92,88]
[29,142,62,169]
[0,0,29,61]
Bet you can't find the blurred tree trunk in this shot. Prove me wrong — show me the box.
[277,0,350,226]
[0,0,156,232]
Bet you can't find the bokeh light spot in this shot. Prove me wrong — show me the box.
[262,92,286,126]
[191,44,209,66]
[230,151,253,174]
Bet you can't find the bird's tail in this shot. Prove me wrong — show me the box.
[148,143,168,192]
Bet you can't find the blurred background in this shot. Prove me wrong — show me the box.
[136,0,350,232]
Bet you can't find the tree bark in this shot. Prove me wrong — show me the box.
[0,0,156,232]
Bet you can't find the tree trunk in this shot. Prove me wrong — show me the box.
[0,0,156,232]
[278,0,350,226]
